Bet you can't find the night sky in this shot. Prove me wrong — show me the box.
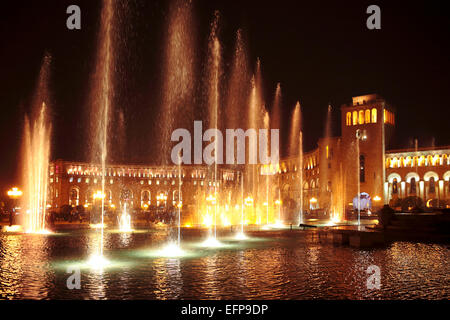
[1,0,450,192]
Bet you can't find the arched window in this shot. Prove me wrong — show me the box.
[392,179,398,194]
[359,110,364,124]
[365,109,371,123]
[70,188,79,206]
[429,177,436,194]
[172,190,182,206]
[410,178,417,194]
[371,108,377,123]
[360,155,365,183]
[353,111,358,125]
[141,190,150,207]
[346,112,352,126]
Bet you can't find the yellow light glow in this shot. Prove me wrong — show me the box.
[244,196,253,206]
[7,187,23,198]
[87,254,110,269]
[202,214,213,227]
[90,223,106,229]
[310,197,318,203]
[4,225,22,232]
[373,196,382,201]
[275,200,281,205]
[93,191,105,200]
[206,194,216,204]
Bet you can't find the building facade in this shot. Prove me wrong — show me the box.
[262,94,450,218]
[48,94,450,221]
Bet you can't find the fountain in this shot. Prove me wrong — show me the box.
[119,203,132,232]
[234,172,247,240]
[202,11,223,247]
[288,102,303,225]
[20,55,52,234]
[87,0,116,267]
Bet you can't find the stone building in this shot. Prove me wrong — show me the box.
[47,94,450,222]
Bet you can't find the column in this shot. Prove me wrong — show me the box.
[401,181,406,198]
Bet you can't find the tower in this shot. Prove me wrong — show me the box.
[340,94,395,212]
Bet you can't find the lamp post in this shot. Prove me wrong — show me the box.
[356,129,367,226]
[7,187,23,226]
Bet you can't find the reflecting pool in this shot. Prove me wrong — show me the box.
[0,228,448,299]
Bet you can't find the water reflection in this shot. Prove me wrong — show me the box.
[0,234,53,299]
[153,258,183,299]
[0,231,448,299]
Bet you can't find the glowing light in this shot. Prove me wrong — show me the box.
[309,197,318,204]
[25,229,52,235]
[183,223,192,228]
[330,215,341,224]
[90,223,106,229]
[202,214,213,227]
[155,242,186,257]
[275,200,282,205]
[272,220,284,228]
[4,225,22,233]
[201,236,223,248]
[234,232,248,240]
[220,214,231,227]
[244,196,253,206]
[373,196,382,202]
[93,191,105,200]
[7,187,23,198]
[87,254,110,269]
[206,194,216,205]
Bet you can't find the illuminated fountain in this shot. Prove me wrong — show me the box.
[159,0,195,165]
[322,104,344,223]
[201,11,223,247]
[156,0,195,256]
[20,55,52,234]
[119,202,132,232]
[234,173,247,239]
[87,0,116,268]
[288,101,303,225]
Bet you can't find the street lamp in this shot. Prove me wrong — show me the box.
[7,187,22,226]
[356,129,367,226]
[7,187,23,199]
[244,196,253,207]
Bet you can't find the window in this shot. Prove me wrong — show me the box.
[392,179,398,194]
[346,112,352,126]
[353,111,358,125]
[410,178,417,194]
[360,155,365,183]
[371,108,377,123]
[359,110,364,124]
[365,110,371,123]
[429,177,436,194]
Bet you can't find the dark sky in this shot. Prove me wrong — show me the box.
[1,0,450,191]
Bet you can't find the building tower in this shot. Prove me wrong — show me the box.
[340,94,395,212]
